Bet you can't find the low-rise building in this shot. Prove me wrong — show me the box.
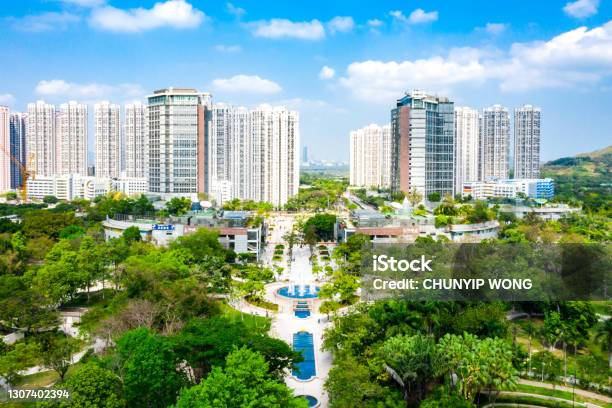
[500,203,580,221]
[27,174,149,201]
[462,178,554,200]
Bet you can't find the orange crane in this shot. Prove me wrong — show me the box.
[0,145,34,202]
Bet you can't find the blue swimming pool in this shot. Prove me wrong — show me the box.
[277,285,320,299]
[298,395,319,407]
[293,331,316,380]
[295,310,310,318]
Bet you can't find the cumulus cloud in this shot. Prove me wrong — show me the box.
[227,2,245,18]
[212,75,282,94]
[10,12,80,32]
[215,44,242,53]
[0,94,16,106]
[564,0,599,18]
[482,23,508,35]
[90,0,206,33]
[59,0,106,7]
[35,79,144,101]
[367,19,383,27]
[338,21,612,101]
[328,16,355,33]
[319,66,335,79]
[250,19,325,40]
[390,9,438,24]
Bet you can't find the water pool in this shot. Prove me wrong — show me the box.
[277,285,320,299]
[294,310,310,318]
[298,395,319,407]
[292,331,316,380]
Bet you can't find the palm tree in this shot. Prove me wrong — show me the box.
[593,319,612,369]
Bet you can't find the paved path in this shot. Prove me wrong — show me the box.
[518,379,612,404]
[486,391,603,408]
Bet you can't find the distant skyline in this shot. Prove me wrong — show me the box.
[1,0,611,162]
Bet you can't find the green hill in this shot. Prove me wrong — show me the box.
[541,146,611,212]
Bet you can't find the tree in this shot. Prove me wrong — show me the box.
[406,188,423,206]
[170,228,224,262]
[165,197,191,216]
[0,275,59,332]
[115,328,188,408]
[0,342,40,386]
[40,334,81,382]
[175,347,308,408]
[302,213,336,242]
[380,334,440,404]
[59,363,126,408]
[427,192,441,202]
[5,191,17,201]
[122,226,141,244]
[78,236,105,300]
[59,225,85,240]
[43,195,59,204]
[594,319,612,369]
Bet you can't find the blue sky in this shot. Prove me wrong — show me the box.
[1,0,611,162]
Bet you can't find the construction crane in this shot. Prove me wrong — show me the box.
[0,145,34,202]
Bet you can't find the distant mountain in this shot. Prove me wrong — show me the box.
[541,145,611,211]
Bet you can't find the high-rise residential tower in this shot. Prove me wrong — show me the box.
[147,88,211,194]
[480,104,510,180]
[57,101,88,175]
[454,107,480,194]
[514,105,541,179]
[125,102,148,178]
[9,113,27,189]
[94,101,121,178]
[0,107,10,193]
[391,91,455,197]
[349,123,391,188]
[26,101,56,176]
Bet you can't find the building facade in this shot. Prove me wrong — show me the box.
[480,104,510,180]
[454,107,479,194]
[94,101,121,178]
[26,101,56,176]
[349,123,391,188]
[514,105,541,179]
[0,107,10,193]
[391,91,454,197]
[147,88,211,195]
[462,178,554,200]
[125,102,148,178]
[57,101,88,175]
[9,113,26,189]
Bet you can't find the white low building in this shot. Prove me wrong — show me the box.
[112,177,149,196]
[462,178,554,200]
[27,174,149,201]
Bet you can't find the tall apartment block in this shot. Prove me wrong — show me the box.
[94,101,121,178]
[209,104,299,207]
[147,88,211,194]
[454,107,480,194]
[57,101,87,175]
[9,113,27,189]
[349,123,391,188]
[26,101,56,176]
[0,107,9,193]
[514,105,541,179]
[390,91,455,197]
[125,102,148,178]
[480,104,510,180]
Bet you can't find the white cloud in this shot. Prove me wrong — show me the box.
[10,12,80,32]
[328,16,355,33]
[339,21,612,101]
[367,19,383,27]
[251,19,325,40]
[59,0,106,7]
[90,0,206,33]
[35,79,144,101]
[0,94,15,106]
[215,44,242,53]
[391,9,438,24]
[564,0,599,18]
[227,2,245,18]
[319,66,335,79]
[483,23,508,35]
[212,75,282,94]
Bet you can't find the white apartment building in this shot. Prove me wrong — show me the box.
[481,105,510,180]
[454,107,479,195]
[147,88,212,195]
[56,101,87,176]
[0,106,10,193]
[349,123,391,188]
[462,178,554,200]
[514,105,541,179]
[209,104,299,207]
[94,101,121,178]
[111,177,149,196]
[27,101,56,176]
[125,102,148,178]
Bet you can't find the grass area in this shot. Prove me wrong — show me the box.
[515,384,608,406]
[62,288,118,308]
[15,362,84,389]
[219,301,271,333]
[478,393,583,408]
[245,296,279,312]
